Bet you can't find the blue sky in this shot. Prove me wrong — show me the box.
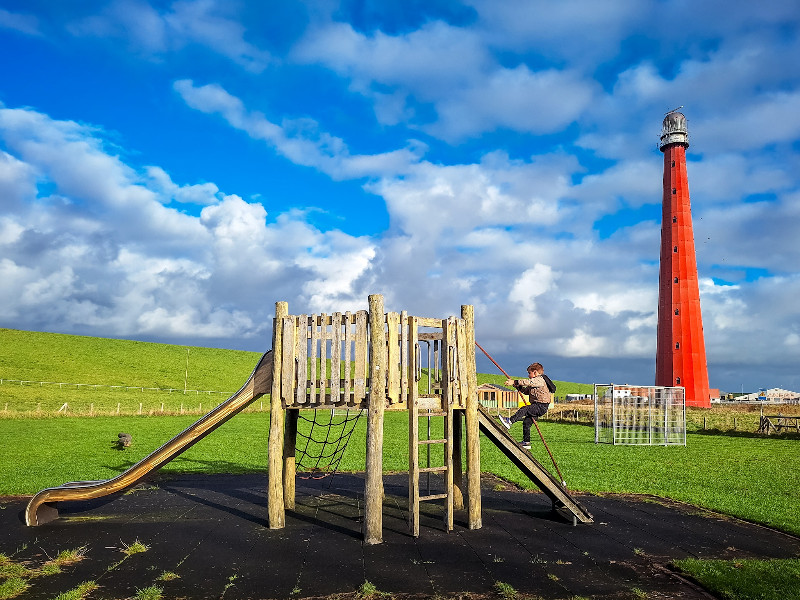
[1,1,799,393]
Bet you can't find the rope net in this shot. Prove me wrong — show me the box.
[296,409,363,479]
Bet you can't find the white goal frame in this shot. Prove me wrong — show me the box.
[594,384,686,445]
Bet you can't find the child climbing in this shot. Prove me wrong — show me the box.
[498,362,553,449]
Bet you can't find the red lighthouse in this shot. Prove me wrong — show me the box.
[655,111,711,407]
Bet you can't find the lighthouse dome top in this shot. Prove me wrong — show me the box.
[660,110,689,151]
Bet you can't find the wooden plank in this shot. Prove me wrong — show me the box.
[418,332,444,341]
[354,310,368,405]
[400,311,408,409]
[309,314,319,405]
[420,493,448,501]
[444,316,456,532]
[343,311,353,408]
[283,409,298,509]
[331,312,342,404]
[386,312,400,405]
[452,409,464,510]
[295,315,308,406]
[281,317,296,406]
[456,318,469,409]
[417,317,444,328]
[318,312,328,404]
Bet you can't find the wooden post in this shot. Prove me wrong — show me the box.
[442,317,456,531]
[452,409,464,510]
[284,409,298,509]
[452,317,467,511]
[408,315,420,537]
[364,294,386,545]
[268,301,288,529]
[462,305,482,530]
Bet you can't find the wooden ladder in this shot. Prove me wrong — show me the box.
[409,401,454,536]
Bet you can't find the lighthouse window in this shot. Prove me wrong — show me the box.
[676,377,681,385]
[673,216,677,223]
[674,246,678,253]
[672,188,677,194]
[675,342,680,349]
[671,160,675,167]
[674,309,679,315]
[674,277,679,283]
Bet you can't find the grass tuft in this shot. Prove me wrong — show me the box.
[134,585,163,600]
[493,581,517,600]
[358,580,392,599]
[51,581,99,600]
[0,577,28,600]
[156,571,179,581]
[121,540,149,556]
[52,547,88,566]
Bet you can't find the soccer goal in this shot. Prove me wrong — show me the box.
[594,384,686,445]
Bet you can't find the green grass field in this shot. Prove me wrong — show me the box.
[1,411,798,538]
[2,327,800,599]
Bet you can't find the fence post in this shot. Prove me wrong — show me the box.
[268,301,288,530]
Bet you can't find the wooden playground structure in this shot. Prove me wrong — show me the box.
[268,295,481,544]
[26,294,592,540]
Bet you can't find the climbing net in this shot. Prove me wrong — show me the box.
[296,409,363,479]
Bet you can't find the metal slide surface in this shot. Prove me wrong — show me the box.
[25,351,273,526]
[477,405,593,524]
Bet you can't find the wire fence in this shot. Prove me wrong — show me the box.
[0,378,233,396]
[0,377,258,418]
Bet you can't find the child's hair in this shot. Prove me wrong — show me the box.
[527,362,543,374]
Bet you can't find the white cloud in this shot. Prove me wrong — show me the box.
[146,166,220,206]
[294,20,595,140]
[68,0,270,71]
[174,79,425,180]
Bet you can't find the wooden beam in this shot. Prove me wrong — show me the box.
[462,304,482,530]
[364,294,386,544]
[283,408,298,509]
[268,301,288,529]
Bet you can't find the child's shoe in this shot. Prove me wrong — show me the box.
[498,415,511,430]
[521,442,531,450]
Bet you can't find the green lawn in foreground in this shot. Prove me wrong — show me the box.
[1,412,798,537]
[674,558,800,600]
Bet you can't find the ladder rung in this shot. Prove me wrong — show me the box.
[419,466,447,473]
[421,411,447,417]
[420,493,448,502]
[418,439,447,445]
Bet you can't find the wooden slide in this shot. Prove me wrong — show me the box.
[25,351,273,526]
[477,405,593,524]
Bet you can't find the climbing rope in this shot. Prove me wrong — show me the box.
[296,409,363,479]
[475,341,567,487]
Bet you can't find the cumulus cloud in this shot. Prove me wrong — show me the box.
[0,106,376,343]
[294,20,596,140]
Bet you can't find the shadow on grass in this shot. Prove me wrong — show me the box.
[689,428,800,440]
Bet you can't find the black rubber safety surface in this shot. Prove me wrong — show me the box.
[3,473,799,599]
